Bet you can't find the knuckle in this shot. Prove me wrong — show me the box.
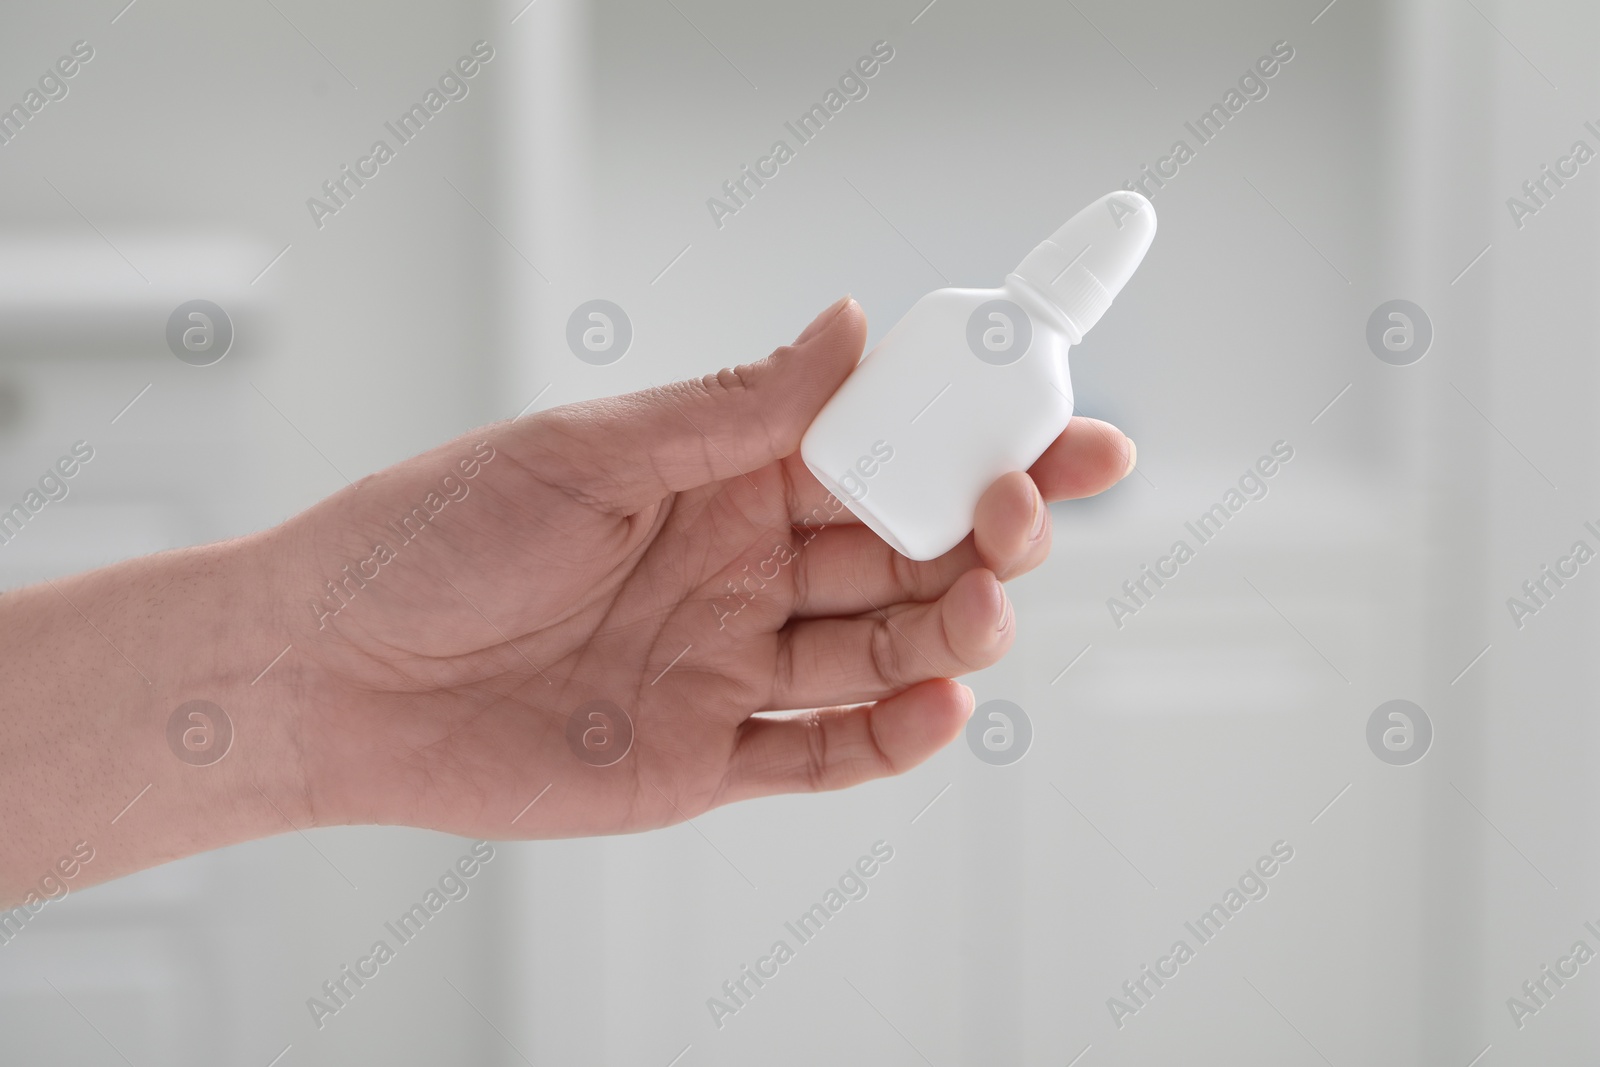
[802,711,829,792]
[792,541,813,611]
[887,545,917,599]
[868,616,912,689]
[863,705,896,776]
[700,362,760,396]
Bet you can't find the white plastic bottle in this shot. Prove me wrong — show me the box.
[800,190,1157,560]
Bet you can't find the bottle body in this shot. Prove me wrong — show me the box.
[800,278,1075,561]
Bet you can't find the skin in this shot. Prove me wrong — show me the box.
[0,297,1134,907]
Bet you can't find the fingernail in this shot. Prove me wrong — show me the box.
[794,295,853,344]
[1122,439,1138,480]
[958,684,976,720]
[996,584,1012,632]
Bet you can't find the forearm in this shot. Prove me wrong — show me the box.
[0,531,312,907]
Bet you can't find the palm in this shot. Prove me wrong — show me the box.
[287,299,1133,840]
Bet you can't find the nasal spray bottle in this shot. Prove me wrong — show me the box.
[800,190,1157,560]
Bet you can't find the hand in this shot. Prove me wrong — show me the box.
[274,296,1136,840]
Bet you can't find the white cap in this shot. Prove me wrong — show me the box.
[1010,190,1157,337]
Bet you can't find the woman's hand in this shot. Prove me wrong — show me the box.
[0,297,1134,903]
[279,296,1135,840]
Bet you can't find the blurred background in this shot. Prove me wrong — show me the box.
[2,0,1598,1062]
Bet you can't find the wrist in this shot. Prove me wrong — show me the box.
[189,527,319,811]
[0,529,318,903]
[120,530,321,848]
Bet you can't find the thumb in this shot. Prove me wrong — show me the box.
[543,295,865,512]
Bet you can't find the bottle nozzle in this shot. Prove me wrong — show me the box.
[1010,190,1157,338]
